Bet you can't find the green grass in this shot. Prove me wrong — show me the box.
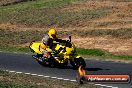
[76,48,106,56]
[0,0,71,9]
[0,46,31,53]
[0,0,72,24]
[0,45,132,61]
[0,29,46,47]
[111,55,132,60]
[0,0,112,27]
[0,82,34,88]
[76,48,132,60]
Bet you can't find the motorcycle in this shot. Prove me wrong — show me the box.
[29,36,86,69]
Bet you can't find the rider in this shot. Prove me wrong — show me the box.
[40,28,67,58]
[42,28,57,49]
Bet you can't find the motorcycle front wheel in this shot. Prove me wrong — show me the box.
[70,57,86,69]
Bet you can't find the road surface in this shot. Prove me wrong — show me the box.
[0,52,131,88]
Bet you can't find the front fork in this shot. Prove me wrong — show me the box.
[71,54,81,61]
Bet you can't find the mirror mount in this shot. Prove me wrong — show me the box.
[69,36,71,42]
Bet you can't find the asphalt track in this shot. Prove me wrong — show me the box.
[0,52,132,88]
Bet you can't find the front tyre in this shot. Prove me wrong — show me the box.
[70,57,86,69]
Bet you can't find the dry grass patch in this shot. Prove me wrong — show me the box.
[0,23,17,29]
[72,36,132,55]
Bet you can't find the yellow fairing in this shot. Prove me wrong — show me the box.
[64,55,69,59]
[45,48,52,52]
[76,55,81,58]
[30,42,43,54]
[40,43,52,53]
[66,47,73,55]
[55,44,63,51]
[30,42,53,54]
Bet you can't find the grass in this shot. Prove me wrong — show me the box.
[111,55,132,60]
[0,28,132,61]
[76,48,132,60]
[1,28,132,49]
[0,70,99,88]
[0,0,112,27]
[76,48,106,56]
[0,70,32,88]
[0,82,34,88]
[78,28,132,39]
[0,0,71,25]
[0,46,31,53]
[96,21,132,27]
[0,0,131,61]
[0,29,46,46]
[0,45,132,61]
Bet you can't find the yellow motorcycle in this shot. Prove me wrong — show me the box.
[29,36,86,69]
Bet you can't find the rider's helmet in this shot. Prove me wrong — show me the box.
[48,28,57,39]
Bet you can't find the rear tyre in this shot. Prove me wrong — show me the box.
[58,61,68,68]
[48,57,55,68]
[70,57,86,69]
[76,73,85,84]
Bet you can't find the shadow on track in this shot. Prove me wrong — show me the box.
[85,68,110,71]
[36,59,110,71]
[44,65,110,72]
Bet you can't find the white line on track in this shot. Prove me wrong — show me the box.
[31,74,37,76]
[38,75,44,77]
[16,72,23,74]
[57,78,63,80]
[70,80,76,82]
[25,73,31,75]
[95,84,118,88]
[63,79,70,81]
[14,52,18,54]
[1,69,119,88]
[51,77,57,79]
[6,69,76,82]
[9,71,16,73]
[44,76,50,78]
